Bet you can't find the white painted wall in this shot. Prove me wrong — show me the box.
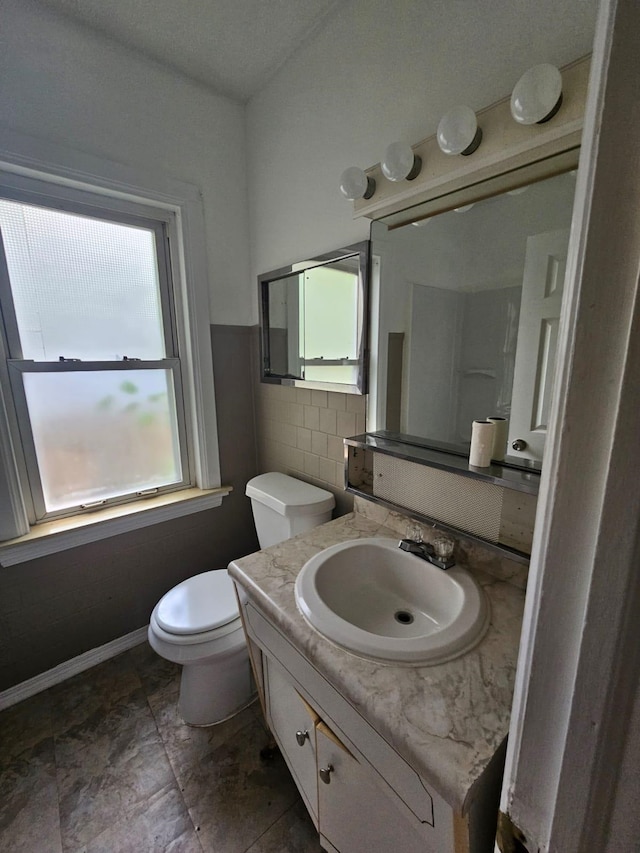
[246,0,598,314]
[0,0,252,325]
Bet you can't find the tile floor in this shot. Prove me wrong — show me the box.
[0,643,323,852]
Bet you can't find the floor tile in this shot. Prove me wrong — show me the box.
[246,799,323,853]
[56,698,175,849]
[49,653,142,737]
[152,688,260,781]
[73,782,202,853]
[178,712,300,853]
[0,737,62,853]
[0,643,319,853]
[128,641,180,699]
[0,690,53,766]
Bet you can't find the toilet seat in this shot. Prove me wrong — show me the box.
[149,611,243,646]
[155,569,239,637]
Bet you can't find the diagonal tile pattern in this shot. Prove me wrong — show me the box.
[0,643,322,853]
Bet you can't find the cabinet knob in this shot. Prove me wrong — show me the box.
[319,764,334,784]
[295,730,310,746]
[511,438,528,451]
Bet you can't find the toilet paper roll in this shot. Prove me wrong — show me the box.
[469,420,495,467]
[487,417,509,462]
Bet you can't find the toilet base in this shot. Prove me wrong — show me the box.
[178,644,255,726]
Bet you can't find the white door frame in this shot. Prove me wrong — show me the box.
[501,0,640,850]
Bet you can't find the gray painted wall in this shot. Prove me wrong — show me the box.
[0,325,258,691]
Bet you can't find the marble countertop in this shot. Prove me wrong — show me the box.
[228,508,525,813]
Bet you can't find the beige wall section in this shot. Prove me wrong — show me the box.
[255,383,365,516]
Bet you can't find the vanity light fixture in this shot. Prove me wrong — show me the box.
[339,166,376,200]
[510,63,563,125]
[381,141,422,182]
[437,105,482,156]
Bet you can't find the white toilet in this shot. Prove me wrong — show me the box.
[148,473,335,726]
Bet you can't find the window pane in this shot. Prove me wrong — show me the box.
[22,369,182,512]
[0,200,166,360]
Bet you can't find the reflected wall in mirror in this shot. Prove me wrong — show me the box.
[259,241,369,394]
[371,168,578,466]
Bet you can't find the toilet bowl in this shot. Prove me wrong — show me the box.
[148,472,335,726]
[148,569,253,726]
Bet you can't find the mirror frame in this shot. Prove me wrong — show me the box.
[258,240,370,395]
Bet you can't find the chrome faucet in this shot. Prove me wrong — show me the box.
[398,527,456,570]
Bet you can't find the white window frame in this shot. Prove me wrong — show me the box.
[0,132,228,564]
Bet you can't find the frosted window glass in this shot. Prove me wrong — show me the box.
[22,370,182,511]
[0,200,165,360]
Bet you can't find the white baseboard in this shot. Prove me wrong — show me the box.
[0,625,149,711]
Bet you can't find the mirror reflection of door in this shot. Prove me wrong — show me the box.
[508,229,569,461]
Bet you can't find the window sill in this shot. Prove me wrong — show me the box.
[0,486,232,567]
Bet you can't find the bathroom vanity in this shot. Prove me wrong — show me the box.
[228,502,525,853]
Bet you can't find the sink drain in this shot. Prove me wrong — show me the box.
[394,610,414,625]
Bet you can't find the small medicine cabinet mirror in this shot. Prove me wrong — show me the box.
[259,241,369,394]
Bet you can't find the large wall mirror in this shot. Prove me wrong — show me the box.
[370,155,579,469]
[259,241,369,394]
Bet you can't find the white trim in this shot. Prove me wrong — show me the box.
[0,625,149,710]
[0,486,231,566]
[0,128,223,540]
[501,1,640,849]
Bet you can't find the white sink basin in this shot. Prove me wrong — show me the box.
[294,538,489,665]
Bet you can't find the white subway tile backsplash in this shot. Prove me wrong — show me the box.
[289,403,305,426]
[256,383,365,494]
[304,405,320,431]
[304,453,320,478]
[297,427,312,452]
[311,431,328,458]
[327,435,344,463]
[346,394,366,414]
[336,410,356,437]
[327,392,346,411]
[311,389,328,408]
[319,407,337,435]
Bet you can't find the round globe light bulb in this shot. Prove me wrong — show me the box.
[437,105,482,156]
[339,166,375,200]
[511,64,563,125]
[381,141,422,182]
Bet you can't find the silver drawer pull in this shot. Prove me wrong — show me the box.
[295,730,310,746]
[319,764,334,784]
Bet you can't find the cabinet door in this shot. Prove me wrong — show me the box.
[316,721,429,853]
[265,657,319,826]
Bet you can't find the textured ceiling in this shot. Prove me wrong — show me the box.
[35,0,341,102]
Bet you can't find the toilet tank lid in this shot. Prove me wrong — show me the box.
[245,473,335,518]
[155,570,239,635]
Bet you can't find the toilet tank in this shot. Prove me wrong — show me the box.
[246,473,335,549]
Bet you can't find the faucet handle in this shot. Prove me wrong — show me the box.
[432,537,455,563]
[406,523,422,544]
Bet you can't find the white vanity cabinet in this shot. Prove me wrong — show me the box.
[315,721,429,853]
[239,596,487,853]
[264,657,319,827]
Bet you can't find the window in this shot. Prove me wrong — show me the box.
[0,168,222,547]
